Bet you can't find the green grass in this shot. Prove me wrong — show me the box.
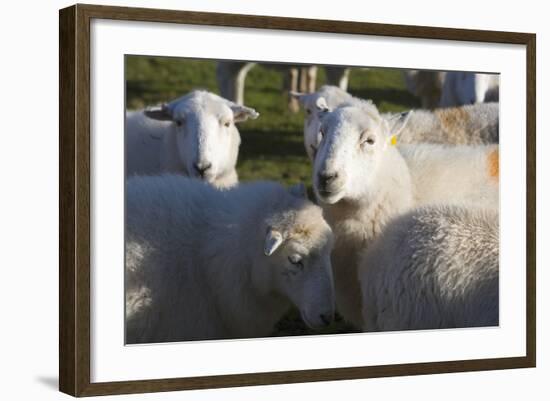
[125,56,420,337]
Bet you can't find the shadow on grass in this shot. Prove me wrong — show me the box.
[239,129,305,160]
[237,129,312,186]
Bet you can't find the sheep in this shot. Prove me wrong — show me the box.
[290,85,355,159]
[311,101,499,327]
[125,90,259,188]
[359,204,499,331]
[399,143,499,209]
[403,70,446,109]
[287,65,319,112]
[392,102,499,145]
[125,176,335,343]
[294,86,499,160]
[440,72,500,107]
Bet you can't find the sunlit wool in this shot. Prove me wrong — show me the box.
[293,85,499,161]
[312,101,499,327]
[125,176,335,343]
[360,204,499,331]
[125,90,259,188]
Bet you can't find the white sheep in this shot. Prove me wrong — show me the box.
[392,102,499,145]
[359,204,499,331]
[125,90,259,188]
[312,101,499,327]
[294,87,499,160]
[125,176,335,343]
[290,85,354,159]
[399,143,499,209]
[440,72,500,107]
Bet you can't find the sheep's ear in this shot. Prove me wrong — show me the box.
[144,104,172,121]
[387,110,413,137]
[289,91,306,103]
[288,183,307,199]
[264,229,284,256]
[315,97,330,112]
[229,104,259,122]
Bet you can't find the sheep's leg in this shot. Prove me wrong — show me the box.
[325,67,351,91]
[423,71,445,109]
[306,66,318,93]
[286,66,317,113]
[298,66,310,93]
[216,62,255,105]
[216,62,242,102]
[234,63,256,105]
[484,86,499,102]
[286,67,300,113]
[339,68,350,90]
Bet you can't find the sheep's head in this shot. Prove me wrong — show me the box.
[260,184,335,329]
[145,90,258,185]
[291,86,352,161]
[312,101,394,204]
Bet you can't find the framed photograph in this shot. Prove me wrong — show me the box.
[59,3,536,397]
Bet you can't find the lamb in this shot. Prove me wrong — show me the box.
[125,90,259,188]
[293,86,499,160]
[312,101,499,327]
[359,204,499,331]
[440,72,500,107]
[125,176,335,343]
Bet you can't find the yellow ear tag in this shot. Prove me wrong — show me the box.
[390,135,397,146]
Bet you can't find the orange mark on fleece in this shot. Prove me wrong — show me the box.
[487,149,499,181]
[291,225,312,239]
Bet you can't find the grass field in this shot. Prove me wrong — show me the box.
[125,56,421,337]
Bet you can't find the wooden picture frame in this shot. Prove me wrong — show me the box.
[59,3,536,397]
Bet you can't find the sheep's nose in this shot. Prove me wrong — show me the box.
[193,162,212,177]
[318,171,338,187]
[319,313,333,326]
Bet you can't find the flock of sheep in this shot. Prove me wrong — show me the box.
[125,68,500,344]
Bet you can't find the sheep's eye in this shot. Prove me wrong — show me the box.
[288,255,304,269]
[361,133,375,146]
[222,120,232,128]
